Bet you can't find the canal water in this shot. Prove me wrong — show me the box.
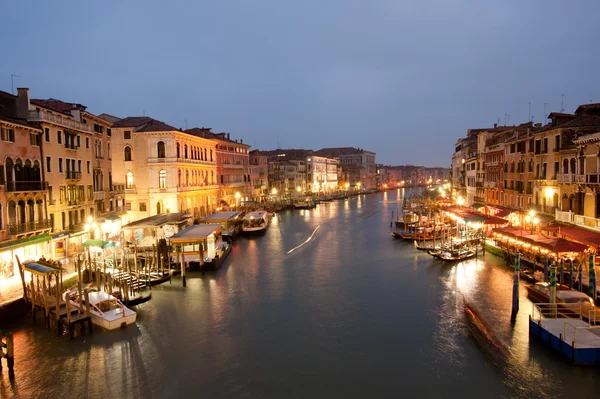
[2,191,600,398]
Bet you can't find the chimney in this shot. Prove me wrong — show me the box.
[494,123,497,128]
[16,88,30,120]
[240,139,243,144]
[227,133,230,140]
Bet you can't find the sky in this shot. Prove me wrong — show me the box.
[1,1,599,167]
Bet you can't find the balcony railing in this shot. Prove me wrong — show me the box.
[66,171,82,180]
[64,142,79,150]
[528,203,556,215]
[93,191,106,200]
[5,181,48,192]
[148,157,216,165]
[557,173,576,183]
[28,109,90,132]
[574,215,600,231]
[125,185,137,194]
[111,185,125,194]
[555,210,574,223]
[8,219,52,235]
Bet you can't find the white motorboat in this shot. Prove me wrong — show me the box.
[64,289,137,330]
[242,211,269,233]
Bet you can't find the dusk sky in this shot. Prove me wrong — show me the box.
[2,1,599,166]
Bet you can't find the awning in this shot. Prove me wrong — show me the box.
[471,203,485,209]
[0,234,51,251]
[104,214,121,221]
[552,238,588,253]
[23,261,62,275]
[543,222,600,249]
[83,239,107,248]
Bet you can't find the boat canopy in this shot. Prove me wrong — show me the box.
[22,261,62,276]
[169,224,222,243]
[202,211,242,223]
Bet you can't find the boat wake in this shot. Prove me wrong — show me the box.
[287,225,321,254]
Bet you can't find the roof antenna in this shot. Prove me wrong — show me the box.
[544,102,547,120]
[528,102,531,122]
[185,119,188,130]
[143,109,146,116]
[11,74,22,95]
[277,132,280,150]
[561,94,564,112]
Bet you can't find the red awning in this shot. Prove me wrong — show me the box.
[551,238,588,253]
[543,222,600,249]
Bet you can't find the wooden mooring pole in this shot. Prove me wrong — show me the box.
[0,331,15,378]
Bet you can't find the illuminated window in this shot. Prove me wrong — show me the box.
[157,141,165,158]
[126,171,134,189]
[159,170,166,188]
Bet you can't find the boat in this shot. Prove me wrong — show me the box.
[295,198,315,209]
[242,211,269,233]
[525,282,596,319]
[435,249,476,262]
[64,289,137,330]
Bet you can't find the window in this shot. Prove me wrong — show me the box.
[57,131,62,144]
[124,131,131,140]
[30,133,41,146]
[44,128,50,142]
[176,143,180,158]
[77,136,81,148]
[59,186,66,204]
[85,137,90,149]
[107,128,111,137]
[58,158,63,173]
[108,143,111,160]
[157,141,166,158]
[1,127,14,142]
[46,156,52,172]
[159,170,167,188]
[78,160,82,172]
[87,161,90,174]
[88,185,93,201]
[139,202,147,212]
[124,146,132,161]
[126,202,132,211]
[126,172,134,188]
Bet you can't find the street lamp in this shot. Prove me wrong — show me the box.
[297,186,301,193]
[235,191,241,208]
[457,196,465,206]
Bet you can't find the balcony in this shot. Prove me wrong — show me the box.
[28,109,90,132]
[528,203,556,215]
[68,222,86,233]
[93,191,106,200]
[66,171,82,180]
[125,185,137,194]
[148,157,216,166]
[555,210,574,223]
[574,215,600,232]
[557,173,576,183]
[64,142,79,150]
[111,185,125,194]
[5,181,48,192]
[95,154,104,160]
[8,219,52,235]
[475,182,484,188]
[67,199,81,206]
[484,181,497,188]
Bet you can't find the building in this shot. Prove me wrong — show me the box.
[185,128,250,208]
[0,90,51,288]
[315,147,376,189]
[111,118,220,221]
[249,150,268,201]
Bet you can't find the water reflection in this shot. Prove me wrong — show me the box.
[2,192,600,398]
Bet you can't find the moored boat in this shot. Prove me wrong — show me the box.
[242,211,269,233]
[435,249,476,262]
[525,282,596,319]
[64,289,137,330]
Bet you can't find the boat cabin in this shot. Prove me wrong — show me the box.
[201,211,243,240]
[169,224,225,263]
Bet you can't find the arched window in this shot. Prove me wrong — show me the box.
[176,143,181,158]
[177,169,181,186]
[184,144,188,159]
[157,201,162,215]
[124,146,132,161]
[185,170,189,186]
[571,158,578,175]
[528,158,534,173]
[563,159,569,174]
[200,148,204,161]
[157,141,166,158]
[159,170,166,188]
[5,158,13,183]
[126,171,134,188]
[211,170,214,184]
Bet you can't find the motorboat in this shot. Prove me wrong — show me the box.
[525,282,596,319]
[64,289,137,330]
[242,211,269,233]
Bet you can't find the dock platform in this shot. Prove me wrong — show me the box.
[529,303,600,364]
